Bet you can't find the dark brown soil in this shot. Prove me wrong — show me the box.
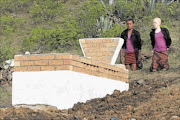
[0,70,179,120]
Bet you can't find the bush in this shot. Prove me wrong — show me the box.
[0,15,22,35]
[76,0,105,38]
[29,0,64,24]
[0,42,14,63]
[23,15,81,53]
[100,23,126,37]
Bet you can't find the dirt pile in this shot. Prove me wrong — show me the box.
[0,73,179,120]
[67,76,180,120]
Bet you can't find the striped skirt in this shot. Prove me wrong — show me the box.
[125,52,137,65]
[151,50,169,71]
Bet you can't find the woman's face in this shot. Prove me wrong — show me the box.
[126,21,134,30]
[153,18,161,29]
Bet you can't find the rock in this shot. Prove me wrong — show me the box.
[82,118,88,120]
[133,90,140,95]
[112,90,120,97]
[170,116,179,120]
[131,118,136,120]
[136,79,145,85]
[25,51,30,55]
[4,59,14,68]
[110,117,120,120]
[121,91,129,96]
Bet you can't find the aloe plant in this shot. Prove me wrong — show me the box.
[96,15,113,36]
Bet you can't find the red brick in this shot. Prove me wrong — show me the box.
[63,65,71,70]
[41,66,55,71]
[14,67,27,72]
[55,54,64,59]
[92,71,98,76]
[72,55,80,61]
[103,60,111,64]
[41,54,55,60]
[64,60,72,65]
[94,52,103,56]
[102,52,113,56]
[83,48,93,52]
[86,69,92,75]
[21,61,34,66]
[91,56,102,61]
[71,60,78,66]
[79,68,86,73]
[100,47,109,52]
[49,60,63,65]
[82,44,91,48]
[27,66,41,71]
[99,67,105,73]
[80,57,87,63]
[85,40,92,43]
[34,60,48,66]
[55,66,64,70]
[63,54,72,59]
[56,65,71,70]
[102,39,113,43]
[79,62,85,68]
[105,43,118,47]
[92,43,104,47]
[92,39,102,43]
[85,52,93,57]
[73,66,79,72]
[96,72,103,77]
[28,55,41,60]
[14,56,27,61]
[72,61,85,68]
[91,61,98,66]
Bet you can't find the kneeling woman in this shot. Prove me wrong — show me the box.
[150,18,172,72]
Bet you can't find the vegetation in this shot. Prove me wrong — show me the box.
[0,0,179,62]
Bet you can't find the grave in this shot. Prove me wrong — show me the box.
[12,38,129,109]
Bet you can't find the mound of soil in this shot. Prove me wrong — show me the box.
[0,73,179,120]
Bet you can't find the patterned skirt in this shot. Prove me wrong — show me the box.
[151,50,169,71]
[125,52,137,65]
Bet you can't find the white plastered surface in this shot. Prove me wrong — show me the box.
[12,70,129,109]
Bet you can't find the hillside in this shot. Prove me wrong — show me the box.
[0,21,179,119]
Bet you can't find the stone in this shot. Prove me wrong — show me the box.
[110,117,120,120]
[136,79,145,85]
[112,90,120,97]
[133,90,140,95]
[131,118,136,120]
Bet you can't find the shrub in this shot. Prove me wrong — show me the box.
[100,23,126,37]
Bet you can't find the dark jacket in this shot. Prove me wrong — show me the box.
[121,29,142,50]
[150,28,172,48]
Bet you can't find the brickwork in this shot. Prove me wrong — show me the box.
[79,38,121,64]
[14,53,128,82]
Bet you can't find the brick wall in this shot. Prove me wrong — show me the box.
[79,38,123,64]
[14,53,128,82]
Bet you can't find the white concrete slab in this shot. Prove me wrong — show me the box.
[12,71,129,109]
